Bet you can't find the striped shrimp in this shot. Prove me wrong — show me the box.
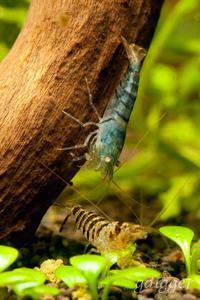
[60,205,150,268]
[62,37,146,180]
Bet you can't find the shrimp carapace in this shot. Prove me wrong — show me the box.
[61,37,146,180]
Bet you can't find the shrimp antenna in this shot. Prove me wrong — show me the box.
[139,190,144,226]
[114,112,167,173]
[92,178,141,224]
[140,175,193,251]
[149,175,193,227]
[121,36,146,64]
[110,180,141,223]
[34,158,113,221]
[112,179,150,209]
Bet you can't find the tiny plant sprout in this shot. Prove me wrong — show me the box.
[11,268,46,296]
[0,246,18,272]
[0,267,53,298]
[183,241,200,291]
[70,254,107,300]
[0,270,32,287]
[183,275,200,290]
[55,265,87,288]
[13,285,59,299]
[191,241,200,275]
[103,243,137,269]
[159,226,194,275]
[100,275,136,300]
[100,267,160,300]
[110,266,161,281]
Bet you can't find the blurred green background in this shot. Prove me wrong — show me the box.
[1,0,200,226]
[0,0,30,60]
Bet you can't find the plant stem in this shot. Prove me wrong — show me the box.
[182,242,192,275]
[88,279,99,300]
[101,261,113,279]
[185,256,191,276]
[101,283,111,300]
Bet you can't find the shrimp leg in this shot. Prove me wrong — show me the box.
[63,77,101,127]
[58,129,98,151]
[85,77,101,121]
[70,152,85,162]
[62,110,98,128]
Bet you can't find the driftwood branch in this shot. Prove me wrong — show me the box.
[0,0,164,239]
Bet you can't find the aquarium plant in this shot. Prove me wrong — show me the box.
[0,245,59,298]
[160,226,200,290]
[56,254,106,300]
[100,267,160,300]
[56,254,161,300]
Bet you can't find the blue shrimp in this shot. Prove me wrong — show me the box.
[62,38,146,180]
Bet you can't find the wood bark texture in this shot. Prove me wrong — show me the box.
[0,0,164,239]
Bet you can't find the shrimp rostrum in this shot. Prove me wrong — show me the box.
[60,205,150,268]
[62,37,146,180]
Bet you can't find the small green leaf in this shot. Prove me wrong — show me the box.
[183,275,200,290]
[100,275,136,289]
[191,241,200,275]
[55,265,87,288]
[0,271,31,286]
[102,252,118,267]
[31,285,60,296]
[70,255,107,279]
[13,285,60,298]
[12,268,46,285]
[102,243,137,269]
[100,274,137,300]
[109,267,160,281]
[0,246,18,272]
[159,226,194,275]
[100,267,160,300]
[70,255,107,300]
[11,268,46,295]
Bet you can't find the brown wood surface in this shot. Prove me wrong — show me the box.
[0,0,164,239]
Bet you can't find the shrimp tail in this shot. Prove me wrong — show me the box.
[121,36,146,64]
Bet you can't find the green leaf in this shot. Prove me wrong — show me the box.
[0,246,18,272]
[12,268,46,285]
[100,274,137,300]
[191,241,200,275]
[102,243,137,269]
[183,275,200,290]
[11,268,46,295]
[159,226,194,275]
[70,255,107,279]
[13,285,60,298]
[100,275,136,289]
[109,267,160,281]
[70,255,107,300]
[0,271,31,286]
[55,265,87,288]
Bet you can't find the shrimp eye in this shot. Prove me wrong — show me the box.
[104,156,111,163]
